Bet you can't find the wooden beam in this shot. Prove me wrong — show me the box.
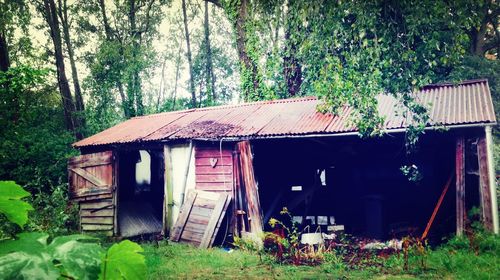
[485,127,499,234]
[422,173,453,240]
[477,131,495,232]
[70,168,107,188]
[456,136,465,236]
[164,145,174,235]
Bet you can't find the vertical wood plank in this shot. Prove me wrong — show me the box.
[200,193,229,248]
[238,141,263,235]
[456,136,465,236]
[171,190,197,241]
[164,145,174,235]
[112,151,119,236]
[477,134,494,231]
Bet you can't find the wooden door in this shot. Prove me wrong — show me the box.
[68,151,116,235]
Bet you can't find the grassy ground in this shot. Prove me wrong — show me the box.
[143,236,499,280]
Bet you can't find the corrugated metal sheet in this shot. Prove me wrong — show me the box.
[74,80,496,148]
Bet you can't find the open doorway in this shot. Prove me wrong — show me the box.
[254,134,458,243]
[118,149,164,237]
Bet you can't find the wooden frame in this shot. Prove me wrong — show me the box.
[456,136,465,236]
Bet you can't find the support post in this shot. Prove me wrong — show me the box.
[163,145,174,236]
[477,127,499,233]
[456,136,465,236]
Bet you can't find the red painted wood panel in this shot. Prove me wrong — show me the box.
[195,144,234,195]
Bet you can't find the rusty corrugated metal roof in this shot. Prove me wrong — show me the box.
[74,79,496,148]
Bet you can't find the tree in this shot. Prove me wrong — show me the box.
[204,0,216,104]
[182,0,197,108]
[41,0,82,139]
[82,0,167,122]
[56,0,85,116]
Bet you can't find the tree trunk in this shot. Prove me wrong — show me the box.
[58,0,85,127]
[171,44,182,110]
[235,0,259,101]
[127,0,144,116]
[0,30,10,72]
[98,0,113,40]
[43,0,80,139]
[204,0,216,104]
[157,56,167,112]
[182,0,197,108]
[283,1,302,97]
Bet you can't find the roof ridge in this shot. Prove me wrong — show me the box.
[420,79,488,91]
[133,96,318,119]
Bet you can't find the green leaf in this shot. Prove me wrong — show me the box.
[0,232,49,255]
[0,233,56,280]
[0,181,33,227]
[48,235,103,280]
[99,240,146,280]
[0,233,103,280]
[0,252,59,280]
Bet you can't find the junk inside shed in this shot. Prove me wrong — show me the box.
[117,149,164,237]
[253,132,481,244]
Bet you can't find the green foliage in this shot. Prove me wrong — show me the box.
[0,232,102,280]
[99,240,147,280]
[27,183,79,237]
[0,66,77,188]
[0,181,33,228]
[0,182,146,280]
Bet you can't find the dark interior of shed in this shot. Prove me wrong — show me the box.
[253,132,479,244]
[117,149,164,237]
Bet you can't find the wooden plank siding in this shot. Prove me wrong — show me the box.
[79,198,115,236]
[194,144,234,195]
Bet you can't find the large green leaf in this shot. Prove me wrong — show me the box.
[48,235,103,280]
[99,240,146,280]
[0,233,103,280]
[0,233,56,280]
[0,232,48,255]
[0,181,33,227]
[0,252,59,280]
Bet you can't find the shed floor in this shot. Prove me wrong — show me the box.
[119,201,163,237]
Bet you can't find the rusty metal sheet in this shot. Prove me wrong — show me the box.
[74,79,496,148]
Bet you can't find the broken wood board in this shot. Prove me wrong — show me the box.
[171,190,230,248]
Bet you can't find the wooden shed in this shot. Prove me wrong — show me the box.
[68,80,498,246]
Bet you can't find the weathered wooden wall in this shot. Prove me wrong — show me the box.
[68,151,116,236]
[194,144,234,196]
[79,198,115,235]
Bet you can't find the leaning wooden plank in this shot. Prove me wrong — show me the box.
[421,173,453,240]
[171,190,197,241]
[200,193,229,249]
[208,195,231,247]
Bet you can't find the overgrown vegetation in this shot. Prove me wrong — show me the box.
[0,181,147,280]
[143,232,499,279]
